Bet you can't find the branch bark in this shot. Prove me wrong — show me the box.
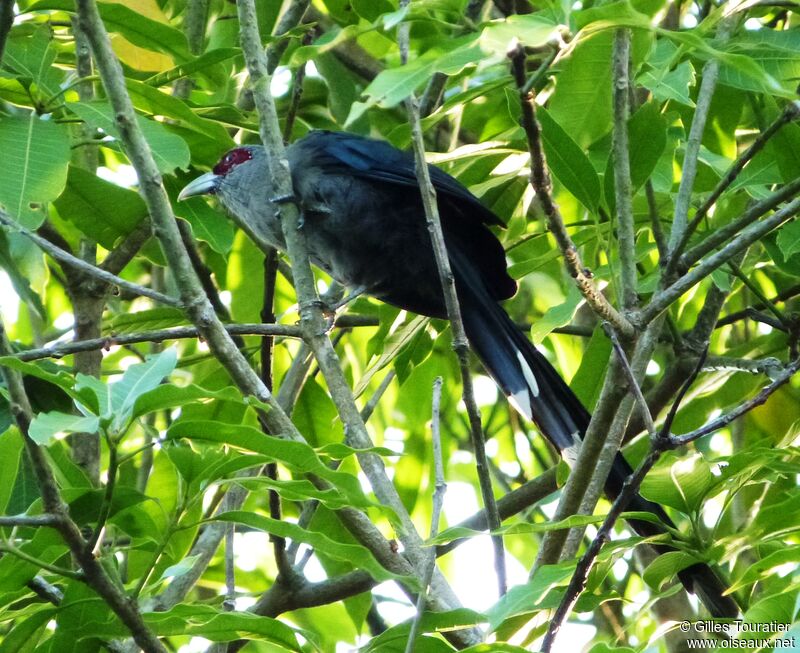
[508,43,636,338]
[399,7,507,597]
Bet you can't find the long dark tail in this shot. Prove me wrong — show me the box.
[452,256,738,618]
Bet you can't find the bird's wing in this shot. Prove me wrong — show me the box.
[300,130,506,228]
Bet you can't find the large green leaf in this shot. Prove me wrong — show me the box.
[67,101,190,174]
[67,603,303,649]
[54,166,147,249]
[2,27,63,100]
[640,452,715,514]
[537,107,601,212]
[166,420,382,513]
[479,13,563,54]
[28,411,100,444]
[0,113,70,227]
[217,510,406,583]
[548,31,615,148]
[110,348,177,428]
[345,38,485,127]
[28,0,191,62]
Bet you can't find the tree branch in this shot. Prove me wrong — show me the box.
[680,177,800,271]
[0,321,167,653]
[677,100,800,256]
[0,210,179,308]
[8,323,301,362]
[508,43,636,338]
[237,0,479,641]
[666,18,732,260]
[612,29,638,311]
[405,377,448,653]
[400,6,506,597]
[638,196,800,325]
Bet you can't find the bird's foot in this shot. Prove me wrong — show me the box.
[329,285,368,312]
[272,193,298,206]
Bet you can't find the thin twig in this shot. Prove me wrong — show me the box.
[673,358,800,446]
[666,18,732,261]
[405,377,448,653]
[612,29,638,311]
[0,514,63,527]
[0,210,180,308]
[238,0,479,639]
[223,494,236,611]
[638,196,800,325]
[680,177,800,271]
[507,43,635,338]
[0,320,167,653]
[282,32,312,143]
[7,323,301,362]
[716,283,800,328]
[676,101,800,257]
[646,182,668,262]
[400,8,506,596]
[603,324,655,437]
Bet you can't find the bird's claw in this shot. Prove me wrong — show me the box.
[272,193,299,206]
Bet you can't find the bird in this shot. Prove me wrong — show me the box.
[179,129,739,618]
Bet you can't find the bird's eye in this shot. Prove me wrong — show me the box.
[213,148,253,175]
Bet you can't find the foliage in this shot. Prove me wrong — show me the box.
[0,0,799,651]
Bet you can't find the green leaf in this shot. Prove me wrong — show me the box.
[728,548,800,593]
[628,101,668,191]
[587,644,637,653]
[0,607,57,653]
[354,315,428,397]
[67,101,190,174]
[642,551,702,590]
[0,113,70,227]
[2,27,63,99]
[125,79,234,147]
[28,411,100,445]
[110,348,177,427]
[144,48,241,88]
[75,373,110,417]
[486,562,575,631]
[777,219,800,260]
[217,510,406,583]
[0,231,46,321]
[570,326,611,410]
[132,383,243,421]
[0,358,77,396]
[548,31,614,148]
[73,603,304,648]
[166,421,381,512]
[28,0,191,62]
[54,166,147,249]
[104,307,188,333]
[639,60,696,107]
[530,285,583,344]
[345,38,485,126]
[0,426,24,514]
[537,107,601,212]
[479,14,563,54]
[640,452,715,514]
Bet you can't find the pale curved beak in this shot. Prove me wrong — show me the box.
[178,172,220,201]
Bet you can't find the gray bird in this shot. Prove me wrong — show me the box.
[179,129,739,618]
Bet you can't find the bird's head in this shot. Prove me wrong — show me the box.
[178,145,266,204]
[178,145,284,250]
